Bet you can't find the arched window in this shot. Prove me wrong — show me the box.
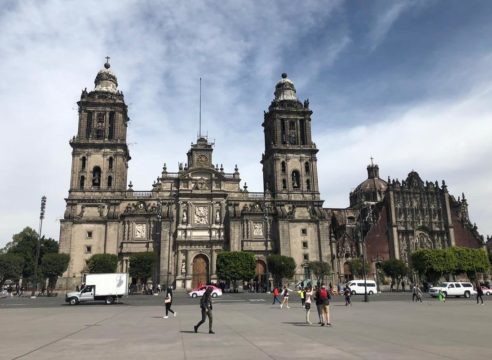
[85,112,92,138]
[79,175,85,189]
[92,166,101,187]
[108,112,115,140]
[306,179,311,191]
[108,157,113,170]
[81,156,86,170]
[282,179,287,190]
[107,176,113,188]
[95,113,105,140]
[304,162,310,174]
[281,161,286,173]
[292,170,300,189]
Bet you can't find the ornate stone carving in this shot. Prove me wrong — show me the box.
[194,206,209,225]
[134,223,146,239]
[253,222,263,236]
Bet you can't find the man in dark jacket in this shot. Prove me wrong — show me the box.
[194,287,214,334]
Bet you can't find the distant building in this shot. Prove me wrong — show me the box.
[58,61,485,289]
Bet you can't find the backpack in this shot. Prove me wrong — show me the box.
[320,287,328,300]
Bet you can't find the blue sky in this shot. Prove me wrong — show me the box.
[1,0,491,247]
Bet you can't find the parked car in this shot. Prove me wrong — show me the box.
[429,282,476,298]
[481,286,491,296]
[188,285,222,298]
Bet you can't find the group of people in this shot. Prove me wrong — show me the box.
[273,285,332,326]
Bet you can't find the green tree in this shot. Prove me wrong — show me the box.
[381,259,408,289]
[129,252,155,285]
[7,227,58,281]
[0,253,24,286]
[266,255,296,287]
[216,252,256,291]
[40,253,70,294]
[86,254,118,274]
[411,248,457,283]
[348,258,370,278]
[308,261,331,285]
[450,247,489,281]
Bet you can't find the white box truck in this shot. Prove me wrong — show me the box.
[65,273,128,305]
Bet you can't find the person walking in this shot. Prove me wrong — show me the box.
[305,286,313,324]
[438,289,445,302]
[412,283,417,302]
[415,285,423,303]
[319,285,331,326]
[163,287,177,319]
[314,285,323,324]
[194,287,214,334]
[344,286,351,306]
[476,282,484,305]
[298,287,306,308]
[272,287,281,305]
[280,285,292,309]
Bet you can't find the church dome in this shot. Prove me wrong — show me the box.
[274,73,298,101]
[94,60,118,93]
[350,163,388,207]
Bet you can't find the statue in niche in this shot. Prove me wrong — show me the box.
[181,261,186,275]
[292,171,300,188]
[182,208,188,224]
[289,130,297,145]
[215,209,220,224]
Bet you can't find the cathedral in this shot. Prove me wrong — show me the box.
[59,61,485,289]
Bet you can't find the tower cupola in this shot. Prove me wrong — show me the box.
[274,73,298,101]
[94,60,118,93]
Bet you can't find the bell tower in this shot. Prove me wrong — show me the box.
[261,73,320,200]
[68,59,130,194]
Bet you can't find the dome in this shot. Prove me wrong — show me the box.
[274,73,298,101]
[94,61,118,93]
[350,163,388,206]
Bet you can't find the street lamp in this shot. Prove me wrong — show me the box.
[32,195,46,297]
[358,208,368,303]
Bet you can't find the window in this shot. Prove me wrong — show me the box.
[303,254,309,261]
[92,166,101,187]
[304,162,310,174]
[96,113,105,139]
[306,179,311,191]
[448,284,455,288]
[107,176,113,188]
[108,157,113,170]
[302,241,308,249]
[281,120,286,144]
[281,161,286,173]
[87,231,93,239]
[85,245,92,254]
[282,179,287,190]
[86,112,92,138]
[81,156,86,170]
[292,170,300,189]
[108,112,115,140]
[301,228,307,235]
[79,176,85,190]
[454,283,462,288]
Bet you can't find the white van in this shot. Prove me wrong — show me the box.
[346,280,378,295]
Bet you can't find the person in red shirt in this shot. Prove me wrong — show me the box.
[272,287,281,304]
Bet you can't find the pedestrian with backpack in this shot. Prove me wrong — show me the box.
[319,285,331,326]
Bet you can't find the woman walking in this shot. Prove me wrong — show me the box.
[280,285,293,309]
[319,285,331,326]
[305,286,313,324]
[163,287,177,319]
[476,282,484,305]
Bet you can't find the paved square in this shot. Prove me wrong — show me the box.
[1,298,490,359]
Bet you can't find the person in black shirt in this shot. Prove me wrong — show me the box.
[194,287,214,334]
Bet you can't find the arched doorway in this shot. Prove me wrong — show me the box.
[192,254,209,288]
[255,260,267,292]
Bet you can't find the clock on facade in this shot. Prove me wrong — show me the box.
[197,154,208,166]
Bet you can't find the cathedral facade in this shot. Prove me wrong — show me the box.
[59,61,485,289]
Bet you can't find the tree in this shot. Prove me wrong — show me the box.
[381,259,408,289]
[86,254,118,274]
[7,227,58,281]
[216,252,256,291]
[348,258,369,278]
[266,255,296,287]
[129,252,155,285]
[40,253,70,294]
[0,253,24,286]
[308,261,331,285]
[450,247,489,281]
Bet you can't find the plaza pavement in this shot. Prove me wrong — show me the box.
[0,296,490,359]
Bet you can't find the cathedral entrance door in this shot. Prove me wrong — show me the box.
[255,260,267,292]
[192,255,209,288]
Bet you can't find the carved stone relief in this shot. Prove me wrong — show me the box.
[194,206,209,225]
[253,222,263,236]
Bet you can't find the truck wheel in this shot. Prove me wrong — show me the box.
[105,296,115,305]
[69,298,79,305]
[464,291,470,298]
